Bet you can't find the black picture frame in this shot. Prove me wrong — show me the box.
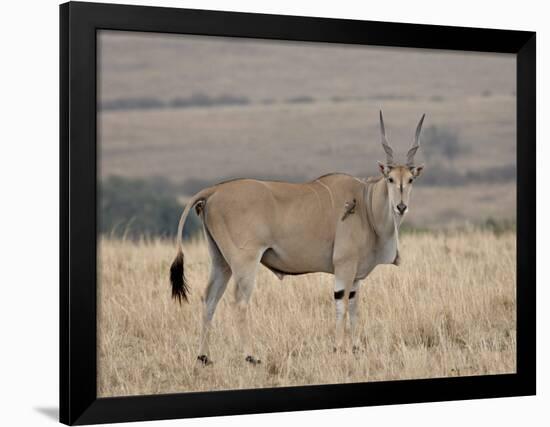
[60,1,536,425]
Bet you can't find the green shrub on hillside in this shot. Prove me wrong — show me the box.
[99,176,202,240]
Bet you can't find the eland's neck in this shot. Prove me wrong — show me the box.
[370,178,399,240]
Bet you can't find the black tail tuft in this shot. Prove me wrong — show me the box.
[170,250,190,304]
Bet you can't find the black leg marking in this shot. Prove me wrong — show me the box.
[334,290,345,300]
[349,291,356,299]
[245,355,261,365]
[197,355,212,365]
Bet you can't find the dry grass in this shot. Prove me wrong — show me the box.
[98,230,516,397]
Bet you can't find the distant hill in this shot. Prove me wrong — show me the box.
[98,31,515,104]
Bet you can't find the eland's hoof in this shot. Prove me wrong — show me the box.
[197,355,213,366]
[245,355,261,365]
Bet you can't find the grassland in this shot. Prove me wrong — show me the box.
[97,229,516,397]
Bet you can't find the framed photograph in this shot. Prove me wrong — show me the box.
[60,1,536,425]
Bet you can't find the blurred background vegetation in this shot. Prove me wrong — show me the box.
[100,152,515,240]
[99,176,202,239]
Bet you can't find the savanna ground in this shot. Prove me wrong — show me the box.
[98,229,516,397]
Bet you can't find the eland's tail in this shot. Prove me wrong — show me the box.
[170,187,216,304]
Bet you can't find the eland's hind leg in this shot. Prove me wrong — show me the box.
[231,251,263,365]
[197,231,232,365]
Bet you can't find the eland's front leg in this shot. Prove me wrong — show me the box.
[333,262,357,351]
[349,279,361,353]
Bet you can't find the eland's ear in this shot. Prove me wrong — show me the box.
[411,164,425,177]
[378,161,391,176]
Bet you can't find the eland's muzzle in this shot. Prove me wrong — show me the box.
[396,203,407,215]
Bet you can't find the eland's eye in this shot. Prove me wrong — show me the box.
[388,177,394,183]
[408,178,414,184]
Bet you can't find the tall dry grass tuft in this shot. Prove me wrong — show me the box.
[98,230,516,397]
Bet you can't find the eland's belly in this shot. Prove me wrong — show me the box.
[260,243,334,275]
